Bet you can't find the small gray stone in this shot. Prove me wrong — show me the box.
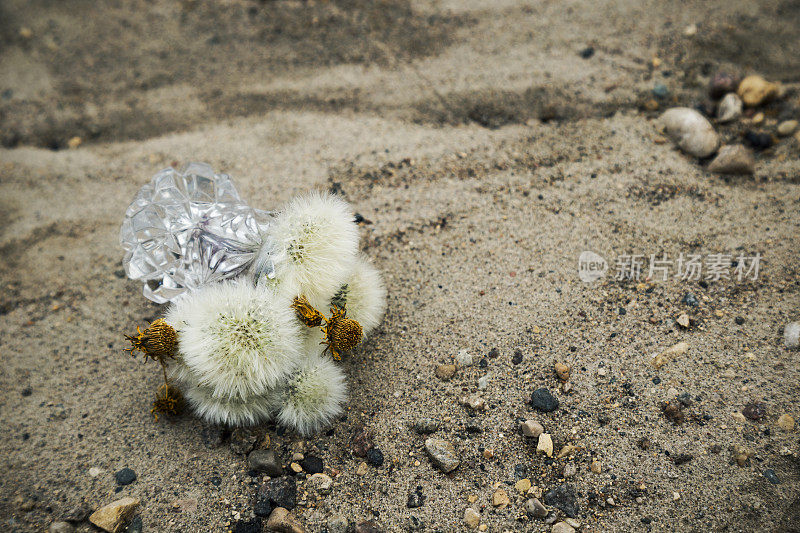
[327,515,349,533]
[716,93,742,123]
[551,522,576,533]
[248,449,284,477]
[784,321,800,349]
[425,438,460,473]
[521,420,544,438]
[49,522,74,533]
[708,144,755,175]
[659,107,719,158]
[308,473,333,495]
[455,350,474,366]
[525,498,548,518]
[477,374,490,390]
[413,418,440,434]
[563,462,577,478]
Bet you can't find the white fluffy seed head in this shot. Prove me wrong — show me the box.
[276,354,347,436]
[258,191,360,305]
[334,254,386,337]
[166,281,302,401]
[183,380,279,426]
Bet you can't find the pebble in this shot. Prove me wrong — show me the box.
[89,497,140,533]
[530,388,559,412]
[709,72,740,99]
[557,445,577,459]
[114,468,136,486]
[521,420,544,438]
[492,489,511,508]
[651,341,689,369]
[478,374,490,389]
[89,467,103,477]
[512,350,523,365]
[259,477,297,511]
[716,93,742,123]
[778,414,796,431]
[290,462,303,473]
[652,83,669,99]
[232,518,263,533]
[230,428,258,455]
[682,292,699,306]
[544,484,579,518]
[554,363,570,382]
[579,47,594,59]
[435,364,456,381]
[456,350,474,366]
[659,107,719,158]
[307,473,333,495]
[413,418,440,434]
[248,449,284,477]
[563,462,577,478]
[425,438,460,473]
[465,395,486,411]
[552,522,576,533]
[266,507,307,533]
[537,433,554,457]
[743,402,766,421]
[356,462,368,476]
[366,448,384,467]
[49,522,74,533]
[676,313,690,328]
[784,321,800,349]
[407,487,425,508]
[590,460,601,474]
[354,520,383,533]
[708,144,755,175]
[777,120,798,136]
[743,131,773,150]
[763,469,780,485]
[514,478,532,494]
[737,75,780,106]
[463,508,481,530]
[525,498,548,518]
[328,516,349,533]
[731,412,747,424]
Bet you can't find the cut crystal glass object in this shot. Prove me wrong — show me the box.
[120,162,274,303]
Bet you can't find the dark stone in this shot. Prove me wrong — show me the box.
[413,418,440,434]
[735,316,745,325]
[407,515,424,530]
[530,388,559,412]
[200,424,225,448]
[210,475,222,486]
[125,515,143,533]
[579,47,595,59]
[355,520,383,533]
[407,487,425,508]
[652,377,661,385]
[478,358,488,368]
[543,484,579,518]
[709,72,740,99]
[672,453,693,465]
[299,455,324,475]
[487,348,500,359]
[248,449,284,477]
[743,402,766,421]
[115,468,137,486]
[618,307,627,315]
[763,469,780,485]
[662,401,684,424]
[230,428,258,455]
[512,350,523,365]
[232,517,262,533]
[253,493,273,518]
[744,131,773,150]
[350,427,375,457]
[366,448,384,468]
[21,387,32,397]
[682,292,699,306]
[514,464,528,480]
[259,477,296,510]
[652,83,669,99]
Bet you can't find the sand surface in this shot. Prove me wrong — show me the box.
[1,1,799,532]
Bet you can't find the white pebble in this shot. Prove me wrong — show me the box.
[785,321,800,349]
[716,93,742,123]
[456,349,474,366]
[659,107,720,158]
[478,374,490,390]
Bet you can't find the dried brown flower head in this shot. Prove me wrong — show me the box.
[322,305,362,360]
[292,296,325,327]
[151,384,184,421]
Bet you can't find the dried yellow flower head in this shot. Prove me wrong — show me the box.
[322,306,363,360]
[124,318,178,364]
[292,296,325,327]
[151,384,183,421]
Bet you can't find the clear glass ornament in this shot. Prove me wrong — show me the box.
[120,162,275,303]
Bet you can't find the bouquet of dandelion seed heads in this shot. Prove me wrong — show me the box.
[120,164,386,435]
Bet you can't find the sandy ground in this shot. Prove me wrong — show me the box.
[1,1,800,532]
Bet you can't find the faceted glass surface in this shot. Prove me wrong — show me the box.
[120,162,273,303]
